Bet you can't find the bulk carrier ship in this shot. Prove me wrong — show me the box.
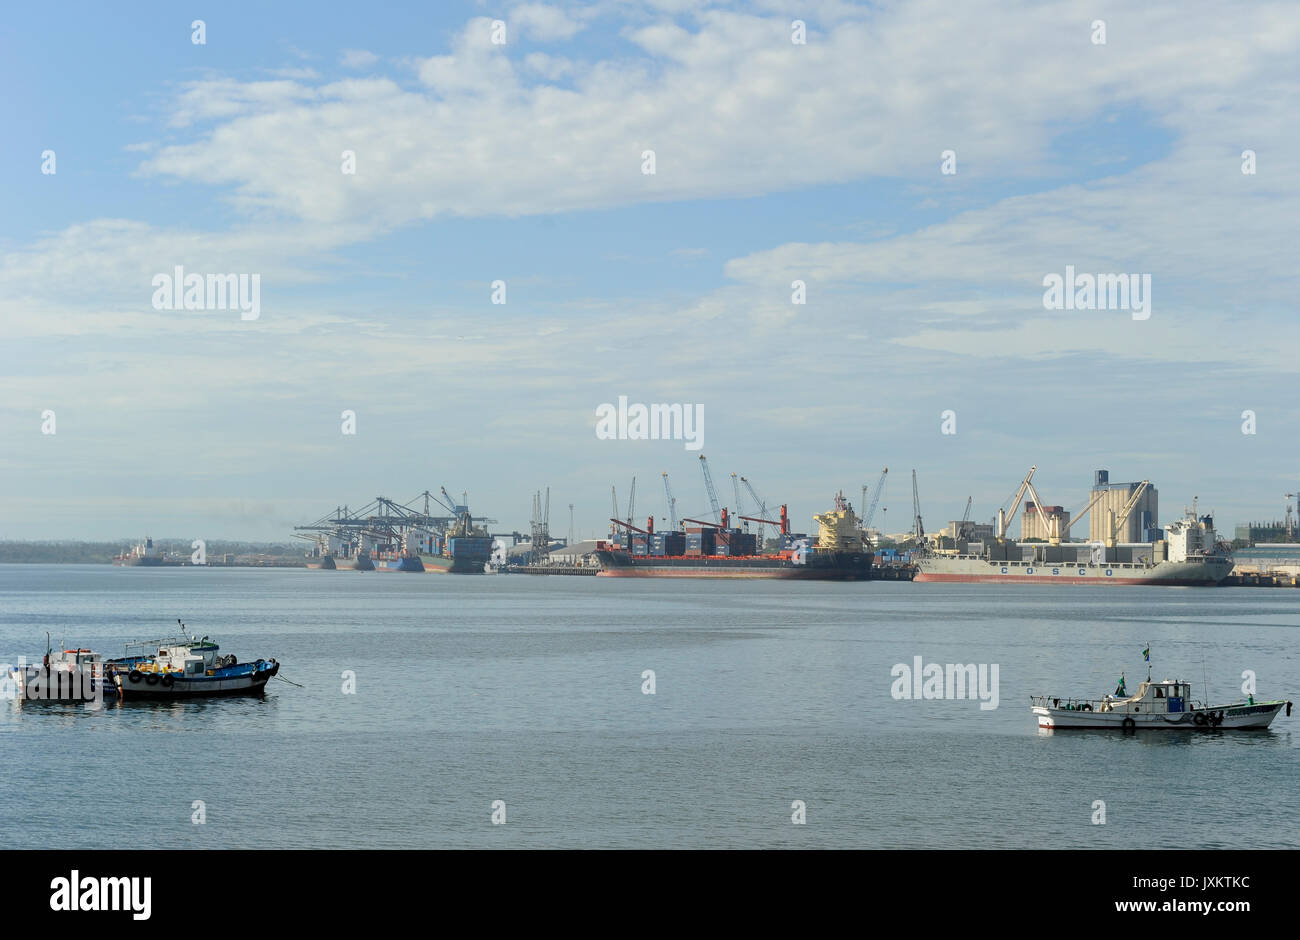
[914,467,1232,585]
[594,493,872,579]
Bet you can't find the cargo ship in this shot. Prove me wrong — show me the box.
[417,508,492,574]
[112,537,181,566]
[594,493,872,579]
[914,508,1232,585]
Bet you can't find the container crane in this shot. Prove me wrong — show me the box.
[698,455,722,524]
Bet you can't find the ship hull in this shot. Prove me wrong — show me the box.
[915,556,1231,585]
[375,556,426,573]
[1034,701,1287,730]
[595,551,872,580]
[418,554,488,574]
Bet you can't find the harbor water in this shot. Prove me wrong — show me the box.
[2,564,1296,848]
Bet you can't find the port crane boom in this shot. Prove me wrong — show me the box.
[862,467,888,530]
[911,469,924,542]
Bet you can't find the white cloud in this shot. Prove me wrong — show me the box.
[510,3,586,41]
[340,49,379,69]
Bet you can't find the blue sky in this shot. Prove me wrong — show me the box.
[2,0,1299,541]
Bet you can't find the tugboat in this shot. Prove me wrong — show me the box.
[5,635,115,704]
[1032,649,1292,730]
[105,620,280,700]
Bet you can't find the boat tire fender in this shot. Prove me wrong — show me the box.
[1194,712,1208,726]
[1121,717,1135,731]
[145,673,160,686]
[127,669,142,683]
[160,674,175,688]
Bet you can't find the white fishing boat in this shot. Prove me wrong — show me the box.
[1032,671,1292,731]
[5,636,114,704]
[105,621,280,700]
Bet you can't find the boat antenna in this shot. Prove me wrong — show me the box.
[1202,655,1208,708]
[1147,641,1152,682]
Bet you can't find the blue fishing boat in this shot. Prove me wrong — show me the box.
[105,621,280,700]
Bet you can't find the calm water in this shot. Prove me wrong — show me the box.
[2,564,1296,849]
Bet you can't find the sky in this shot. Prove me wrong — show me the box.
[2,0,1298,543]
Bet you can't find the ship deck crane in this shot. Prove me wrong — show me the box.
[662,472,679,531]
[1105,480,1150,548]
[1056,489,1106,543]
[996,466,1038,541]
[739,476,772,549]
[730,473,745,526]
[699,455,722,524]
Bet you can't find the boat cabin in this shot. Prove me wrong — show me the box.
[1101,679,1192,714]
[46,648,103,673]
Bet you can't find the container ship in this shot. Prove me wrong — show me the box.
[417,509,493,574]
[594,493,872,579]
[914,468,1232,585]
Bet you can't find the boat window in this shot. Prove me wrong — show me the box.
[1155,688,1163,697]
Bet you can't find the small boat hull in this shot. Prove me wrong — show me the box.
[5,666,113,704]
[1033,700,1287,730]
[115,660,279,699]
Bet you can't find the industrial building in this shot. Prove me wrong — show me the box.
[943,520,995,541]
[1234,521,1290,545]
[1021,503,1069,541]
[1087,470,1160,543]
